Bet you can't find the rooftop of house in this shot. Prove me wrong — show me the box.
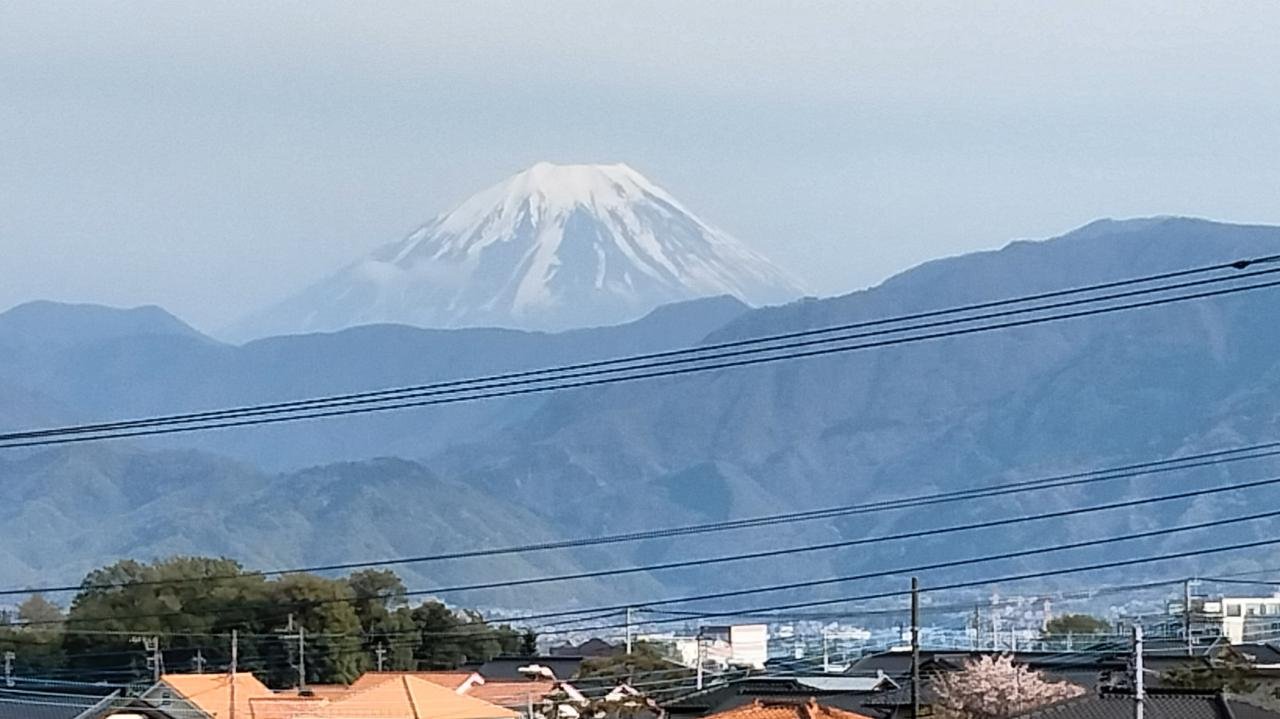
[0,683,120,719]
[464,679,560,708]
[702,698,876,719]
[157,672,275,719]
[1227,644,1280,665]
[349,671,481,693]
[1013,689,1280,719]
[471,657,585,682]
[292,674,519,719]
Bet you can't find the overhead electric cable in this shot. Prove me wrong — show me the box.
[6,435,1280,598]
[3,260,1279,449]
[16,503,1280,633]
[5,254,1274,443]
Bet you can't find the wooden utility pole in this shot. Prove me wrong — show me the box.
[911,577,920,719]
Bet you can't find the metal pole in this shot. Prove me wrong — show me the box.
[1133,625,1144,719]
[911,577,920,719]
[1184,579,1193,656]
[625,608,633,655]
[298,626,306,691]
[696,636,705,690]
[3,651,13,688]
[229,630,238,719]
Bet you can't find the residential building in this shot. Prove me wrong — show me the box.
[140,672,276,719]
[699,697,874,719]
[1010,688,1280,719]
[1160,594,1280,645]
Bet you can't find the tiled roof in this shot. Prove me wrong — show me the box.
[295,675,519,719]
[1014,689,1280,719]
[474,657,584,681]
[250,695,331,719]
[161,672,276,719]
[351,673,479,693]
[703,698,875,719]
[464,680,558,708]
[0,685,119,719]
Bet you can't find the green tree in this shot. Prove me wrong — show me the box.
[268,573,366,686]
[1043,614,1111,637]
[578,641,690,690]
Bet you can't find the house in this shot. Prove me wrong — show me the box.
[292,675,519,719]
[699,697,875,719]
[472,657,586,682]
[138,672,277,719]
[1011,688,1280,719]
[349,671,483,694]
[1158,594,1280,645]
[663,676,896,719]
[551,640,617,659]
[0,681,125,719]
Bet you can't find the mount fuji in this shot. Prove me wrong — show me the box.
[231,162,805,339]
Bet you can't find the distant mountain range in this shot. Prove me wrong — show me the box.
[4,216,1280,612]
[230,162,804,340]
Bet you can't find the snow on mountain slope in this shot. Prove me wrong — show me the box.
[231,163,804,338]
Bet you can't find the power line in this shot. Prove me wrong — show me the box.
[20,503,1280,636]
[3,260,1279,449]
[5,255,1272,444]
[8,434,1280,600]
[569,533,1280,636]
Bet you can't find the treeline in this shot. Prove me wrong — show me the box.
[0,556,533,686]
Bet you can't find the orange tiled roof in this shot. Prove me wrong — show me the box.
[160,672,276,719]
[463,680,557,709]
[295,675,520,719]
[704,699,875,719]
[250,695,331,719]
[350,672,479,692]
[304,685,357,700]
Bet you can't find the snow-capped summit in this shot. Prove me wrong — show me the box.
[231,162,805,338]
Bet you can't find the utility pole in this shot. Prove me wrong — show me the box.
[695,635,705,691]
[1132,625,1145,719]
[625,608,633,655]
[229,630,238,719]
[3,651,14,688]
[911,577,920,719]
[134,636,163,682]
[297,626,306,691]
[278,614,306,691]
[971,605,980,650]
[1184,579,1194,656]
[375,645,387,672]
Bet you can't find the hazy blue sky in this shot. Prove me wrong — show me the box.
[3,1,1279,332]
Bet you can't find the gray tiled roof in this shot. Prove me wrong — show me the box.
[1015,690,1280,719]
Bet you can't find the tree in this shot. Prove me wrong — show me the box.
[1161,654,1258,694]
[268,573,365,686]
[931,655,1084,719]
[18,594,63,626]
[1043,614,1110,637]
